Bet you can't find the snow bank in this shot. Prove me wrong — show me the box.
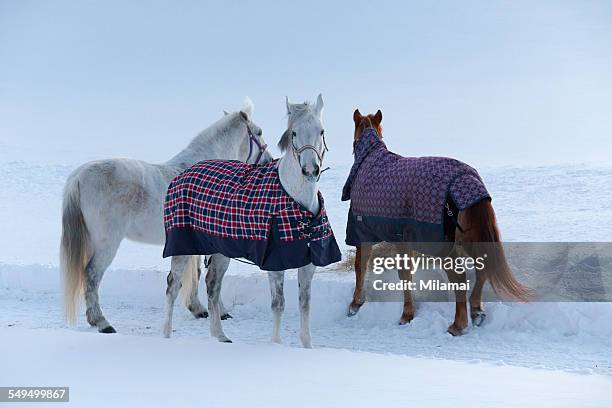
[2,327,610,408]
[2,263,611,376]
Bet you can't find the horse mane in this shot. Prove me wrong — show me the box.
[190,112,241,147]
[278,129,292,152]
[167,111,244,168]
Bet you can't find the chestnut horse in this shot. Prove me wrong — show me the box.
[346,109,532,335]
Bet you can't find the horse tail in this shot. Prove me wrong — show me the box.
[463,199,533,302]
[180,256,200,305]
[60,177,90,324]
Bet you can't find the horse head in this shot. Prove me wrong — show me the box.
[353,109,383,141]
[233,97,273,165]
[278,94,328,182]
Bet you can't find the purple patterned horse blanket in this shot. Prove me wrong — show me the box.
[163,159,341,271]
[342,128,490,250]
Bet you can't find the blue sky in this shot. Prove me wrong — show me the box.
[1,1,611,166]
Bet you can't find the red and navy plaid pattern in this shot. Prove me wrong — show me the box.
[164,159,333,243]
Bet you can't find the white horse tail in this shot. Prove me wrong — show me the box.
[180,256,200,305]
[60,177,90,324]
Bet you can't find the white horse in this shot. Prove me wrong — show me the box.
[60,98,272,333]
[163,95,327,348]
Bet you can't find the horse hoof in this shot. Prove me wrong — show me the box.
[471,311,486,327]
[347,303,363,317]
[195,311,209,319]
[447,324,466,337]
[398,317,413,325]
[399,313,414,325]
[99,326,117,334]
[218,337,233,343]
[221,313,233,320]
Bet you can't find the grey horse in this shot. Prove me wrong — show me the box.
[163,95,328,348]
[61,98,272,333]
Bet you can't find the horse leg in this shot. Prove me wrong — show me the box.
[84,240,121,333]
[456,207,488,327]
[193,256,231,320]
[396,245,416,325]
[298,264,315,348]
[219,280,233,320]
[185,256,208,319]
[444,263,469,336]
[268,271,285,344]
[206,254,232,343]
[460,200,533,327]
[220,303,233,320]
[163,256,193,338]
[470,269,488,326]
[348,243,372,316]
[398,268,416,325]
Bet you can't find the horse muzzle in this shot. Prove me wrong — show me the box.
[301,162,321,182]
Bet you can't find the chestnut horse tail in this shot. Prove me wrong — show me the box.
[463,199,533,302]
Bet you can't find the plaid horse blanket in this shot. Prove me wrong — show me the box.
[163,159,341,271]
[342,128,490,253]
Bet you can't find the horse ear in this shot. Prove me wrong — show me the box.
[374,109,382,124]
[353,109,362,124]
[242,96,254,119]
[286,96,292,116]
[223,110,230,116]
[315,93,324,117]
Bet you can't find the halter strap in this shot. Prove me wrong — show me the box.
[291,132,329,180]
[246,125,268,165]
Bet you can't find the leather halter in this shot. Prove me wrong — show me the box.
[291,131,329,172]
[246,125,268,165]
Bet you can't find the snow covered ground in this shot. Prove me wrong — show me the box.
[1,147,611,407]
[4,327,611,408]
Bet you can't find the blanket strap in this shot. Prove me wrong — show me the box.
[445,202,464,233]
[203,255,257,269]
